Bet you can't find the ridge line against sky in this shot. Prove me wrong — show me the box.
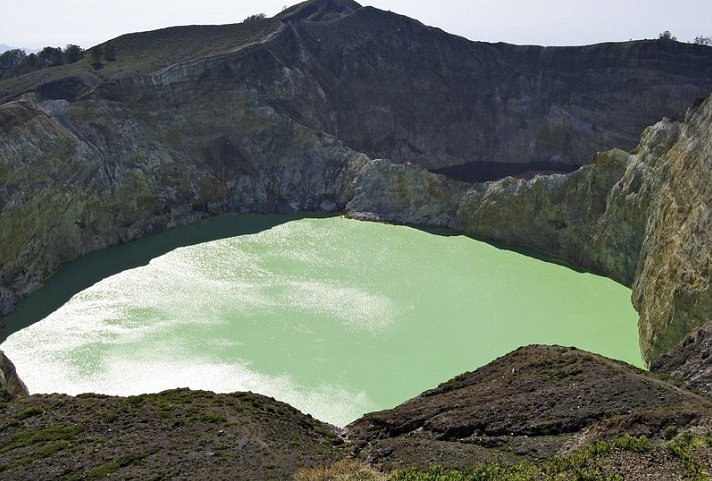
[2,0,712,50]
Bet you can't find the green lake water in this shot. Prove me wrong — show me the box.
[0,215,642,426]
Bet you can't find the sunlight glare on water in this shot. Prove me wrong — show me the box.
[1,216,642,426]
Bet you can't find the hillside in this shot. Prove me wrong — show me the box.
[1,346,711,480]
[2,0,712,359]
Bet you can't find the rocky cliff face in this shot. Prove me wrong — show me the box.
[350,94,712,365]
[1,0,712,364]
[276,12,712,172]
[0,350,28,397]
[652,321,712,396]
[0,92,368,307]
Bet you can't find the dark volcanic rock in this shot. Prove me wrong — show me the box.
[346,345,711,469]
[652,320,712,396]
[279,12,712,171]
[0,389,343,481]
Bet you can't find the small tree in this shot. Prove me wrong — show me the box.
[90,45,103,68]
[694,35,712,46]
[63,44,84,63]
[0,49,26,71]
[658,30,677,41]
[104,42,116,62]
[243,13,266,23]
[38,46,64,67]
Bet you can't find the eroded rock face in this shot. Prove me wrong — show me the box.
[346,345,711,469]
[282,14,712,172]
[346,160,469,228]
[0,350,28,397]
[0,92,369,300]
[651,321,712,396]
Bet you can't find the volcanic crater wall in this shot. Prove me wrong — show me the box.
[1,0,712,364]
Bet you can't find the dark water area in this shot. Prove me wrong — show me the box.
[0,213,312,343]
[433,160,581,182]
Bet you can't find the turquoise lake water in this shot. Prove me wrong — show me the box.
[0,215,641,426]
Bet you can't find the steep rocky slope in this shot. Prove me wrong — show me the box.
[0,350,27,398]
[346,345,712,470]
[2,346,710,480]
[652,320,712,396]
[351,93,712,364]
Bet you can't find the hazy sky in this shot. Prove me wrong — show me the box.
[3,0,712,50]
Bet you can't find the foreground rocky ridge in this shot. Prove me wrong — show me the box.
[0,388,344,480]
[346,345,712,472]
[1,345,711,480]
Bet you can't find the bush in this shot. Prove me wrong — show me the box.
[658,30,677,41]
[63,44,84,63]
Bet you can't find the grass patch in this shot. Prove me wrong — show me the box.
[668,432,712,480]
[294,434,653,481]
[1,423,85,453]
[200,412,226,423]
[295,459,388,481]
[33,440,73,458]
[101,411,119,422]
[85,461,121,480]
[17,406,44,419]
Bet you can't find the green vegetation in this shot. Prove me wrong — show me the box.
[85,461,121,480]
[0,423,85,453]
[659,30,678,41]
[243,13,267,23]
[0,44,85,79]
[668,432,712,480]
[295,459,389,481]
[17,405,43,419]
[294,435,660,481]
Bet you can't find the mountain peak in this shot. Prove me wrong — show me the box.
[277,0,361,23]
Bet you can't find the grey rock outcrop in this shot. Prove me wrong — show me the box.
[347,160,469,227]
[651,320,712,396]
[0,350,28,397]
[348,95,712,364]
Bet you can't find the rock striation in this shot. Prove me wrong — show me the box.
[351,94,712,365]
[652,320,712,396]
[347,345,712,470]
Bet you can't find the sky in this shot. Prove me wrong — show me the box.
[2,0,712,51]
